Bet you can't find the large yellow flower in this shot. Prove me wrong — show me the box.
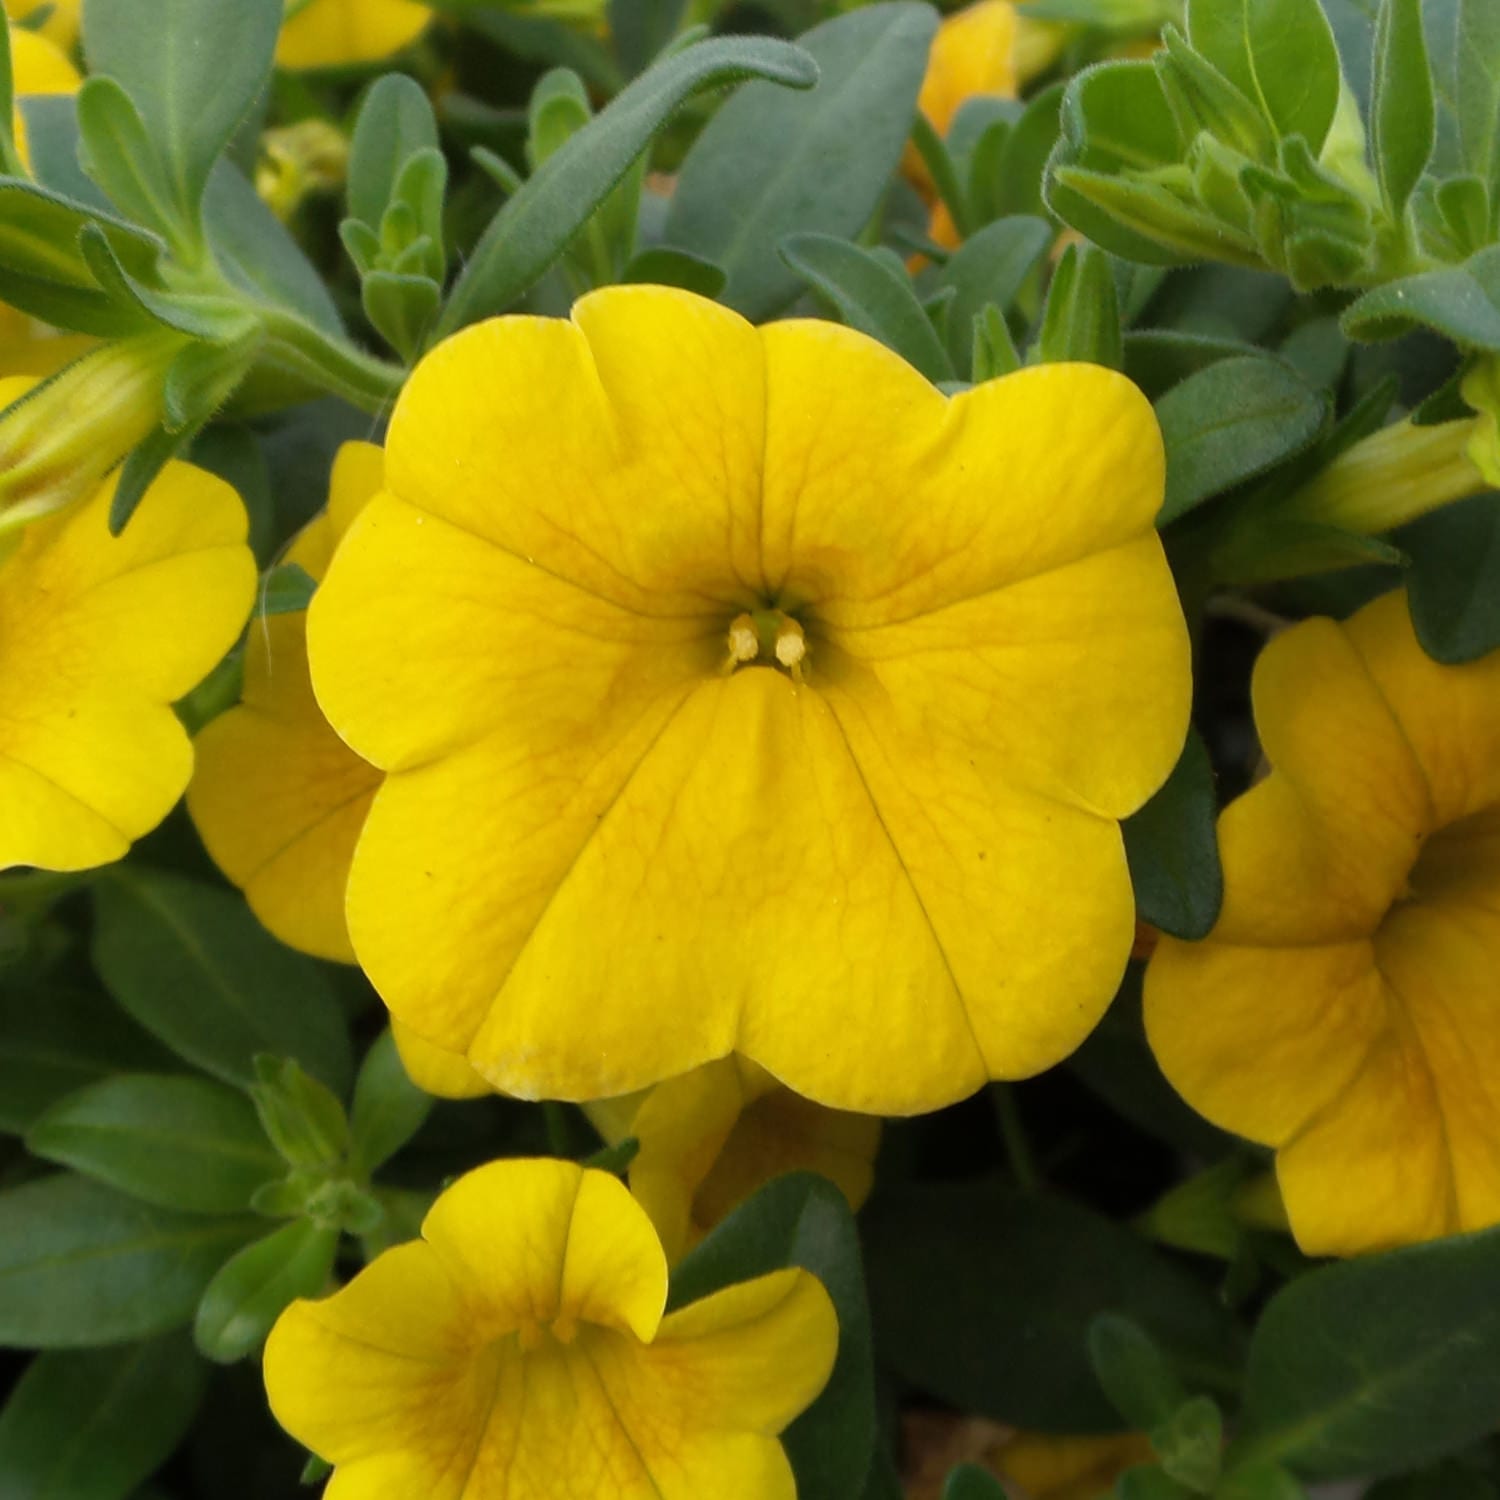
[308,285,1190,1115]
[264,1156,838,1500]
[276,0,432,69]
[189,441,385,962]
[0,380,255,872]
[586,1057,881,1264]
[1146,590,1500,1255]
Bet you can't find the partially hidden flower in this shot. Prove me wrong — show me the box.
[189,441,385,962]
[256,118,351,222]
[0,376,255,872]
[0,332,183,534]
[2,0,79,51]
[263,1156,838,1500]
[307,284,1191,1114]
[7,15,79,168]
[276,0,433,70]
[389,1024,879,1262]
[1146,589,1500,1255]
[585,1055,881,1263]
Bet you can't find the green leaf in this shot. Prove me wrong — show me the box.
[987,82,1064,222]
[194,1219,340,1364]
[1227,1224,1500,1481]
[203,161,345,336]
[1034,240,1122,369]
[82,0,281,225]
[664,4,935,321]
[349,1029,433,1176]
[971,303,1021,381]
[1456,0,1500,210]
[1186,0,1342,151]
[621,245,727,297]
[0,1174,259,1347]
[863,1181,1244,1432]
[0,984,178,1136]
[935,215,1051,376]
[1402,492,1500,663]
[1089,1314,1190,1430]
[781,233,954,383]
[259,561,319,617]
[670,1174,875,1500]
[1341,246,1500,350]
[14,94,113,211]
[0,1335,206,1500]
[1368,1461,1500,1500]
[347,73,439,231]
[91,867,352,1094]
[438,35,818,334]
[26,1074,280,1215]
[0,16,13,169]
[941,1464,1008,1500]
[1371,0,1434,219]
[1155,355,1326,523]
[1119,1467,1196,1499]
[75,76,191,250]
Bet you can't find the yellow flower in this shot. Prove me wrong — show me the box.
[307,285,1191,1114]
[1146,589,1500,1255]
[188,441,385,962]
[8,17,79,174]
[263,1156,838,1500]
[920,1,1022,143]
[2,0,78,51]
[276,0,432,70]
[586,1056,881,1264]
[0,381,255,872]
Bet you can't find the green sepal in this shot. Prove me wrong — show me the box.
[971,304,1021,381]
[1034,240,1122,369]
[259,561,319,617]
[1156,27,1274,163]
[1152,1396,1223,1492]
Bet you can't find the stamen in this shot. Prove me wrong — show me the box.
[725,613,759,673]
[774,617,807,682]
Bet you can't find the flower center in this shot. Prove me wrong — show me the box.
[723,609,808,682]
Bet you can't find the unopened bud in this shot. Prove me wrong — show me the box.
[0,332,182,538]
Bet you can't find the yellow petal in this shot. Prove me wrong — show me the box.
[391,1019,492,1100]
[0,304,93,381]
[1145,936,1386,1147]
[1375,896,1500,1233]
[761,329,1169,631]
[1343,589,1500,824]
[264,1240,485,1467]
[189,441,384,961]
[375,288,765,616]
[466,668,989,1113]
[1276,1027,1456,1255]
[275,0,431,69]
[420,1158,667,1342]
[0,462,253,872]
[647,1267,839,1435]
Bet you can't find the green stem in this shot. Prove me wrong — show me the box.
[990,1084,1041,1194]
[258,309,407,416]
[542,1102,573,1158]
[909,113,973,242]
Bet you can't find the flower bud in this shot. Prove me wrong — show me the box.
[0,332,182,538]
